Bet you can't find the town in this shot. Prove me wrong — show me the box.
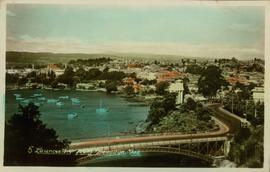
[6,53,264,106]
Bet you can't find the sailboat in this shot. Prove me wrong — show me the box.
[96,99,108,113]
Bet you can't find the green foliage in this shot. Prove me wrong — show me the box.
[141,79,157,85]
[228,126,264,167]
[147,106,167,125]
[198,65,227,98]
[155,81,169,95]
[223,90,264,126]
[196,107,212,121]
[182,97,197,111]
[183,77,190,95]
[85,68,102,80]
[185,64,204,75]
[18,77,28,86]
[75,67,86,81]
[151,110,215,133]
[4,103,73,166]
[105,80,118,93]
[57,66,75,87]
[6,73,19,84]
[102,71,126,81]
[146,93,176,125]
[124,85,134,95]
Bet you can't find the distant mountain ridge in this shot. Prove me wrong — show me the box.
[6,51,214,66]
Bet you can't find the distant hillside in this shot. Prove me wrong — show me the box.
[6,51,119,66]
[6,51,210,67]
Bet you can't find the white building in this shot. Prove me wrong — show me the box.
[137,72,157,80]
[252,87,264,103]
[168,80,184,104]
[76,83,95,90]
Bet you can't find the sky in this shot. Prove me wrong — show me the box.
[6,4,265,59]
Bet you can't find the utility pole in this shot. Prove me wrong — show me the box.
[231,97,234,113]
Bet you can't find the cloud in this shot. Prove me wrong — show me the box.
[6,36,264,59]
[7,10,16,17]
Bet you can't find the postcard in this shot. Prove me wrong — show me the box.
[0,0,269,172]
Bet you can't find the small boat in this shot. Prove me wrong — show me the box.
[14,94,21,97]
[34,102,41,106]
[59,96,69,99]
[31,93,43,97]
[56,101,64,106]
[47,99,58,103]
[21,99,30,104]
[16,97,25,101]
[67,112,78,119]
[96,99,108,113]
[38,97,46,101]
[71,98,80,104]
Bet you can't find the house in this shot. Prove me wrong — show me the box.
[168,80,184,104]
[157,70,186,83]
[46,64,65,76]
[252,87,264,103]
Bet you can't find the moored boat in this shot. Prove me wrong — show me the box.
[67,112,78,119]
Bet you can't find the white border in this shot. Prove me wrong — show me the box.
[0,0,269,172]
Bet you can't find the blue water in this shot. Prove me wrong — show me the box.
[5,89,149,140]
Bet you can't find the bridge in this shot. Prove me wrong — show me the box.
[69,104,246,165]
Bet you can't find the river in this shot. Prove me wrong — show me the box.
[5,89,149,140]
[5,89,210,167]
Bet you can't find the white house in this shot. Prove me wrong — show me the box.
[252,87,264,103]
[168,80,184,104]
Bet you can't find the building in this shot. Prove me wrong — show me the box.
[76,83,95,90]
[168,80,184,104]
[137,72,156,80]
[157,70,186,83]
[46,64,65,76]
[252,87,264,103]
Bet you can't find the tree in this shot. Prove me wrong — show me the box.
[4,103,73,165]
[183,77,190,95]
[147,106,166,125]
[155,81,169,95]
[162,93,176,112]
[85,68,102,80]
[124,85,134,95]
[185,65,204,75]
[182,97,197,111]
[75,67,86,81]
[57,66,75,87]
[6,73,19,84]
[105,80,118,93]
[198,65,227,98]
[146,93,176,125]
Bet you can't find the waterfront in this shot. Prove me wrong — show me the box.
[5,89,149,140]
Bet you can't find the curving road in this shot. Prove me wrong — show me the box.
[70,104,231,150]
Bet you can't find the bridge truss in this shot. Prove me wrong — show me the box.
[76,137,230,165]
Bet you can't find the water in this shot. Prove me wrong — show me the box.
[85,152,211,167]
[5,89,149,140]
[5,89,210,167]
